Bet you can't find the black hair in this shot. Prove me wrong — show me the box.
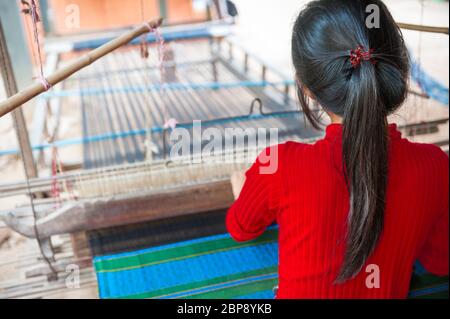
[292,0,409,282]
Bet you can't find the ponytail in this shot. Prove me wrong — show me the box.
[337,61,388,282]
[292,0,409,282]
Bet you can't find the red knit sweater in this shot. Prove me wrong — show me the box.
[226,124,449,299]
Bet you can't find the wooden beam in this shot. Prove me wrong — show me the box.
[0,17,163,118]
[1,179,234,239]
[397,22,449,35]
[0,21,38,180]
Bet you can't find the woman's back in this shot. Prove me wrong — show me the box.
[227,124,448,299]
[275,124,448,298]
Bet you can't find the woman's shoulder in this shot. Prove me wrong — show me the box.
[275,140,325,156]
[260,141,323,161]
[396,138,448,178]
[261,141,305,161]
[263,141,317,167]
[399,138,448,163]
[277,140,312,151]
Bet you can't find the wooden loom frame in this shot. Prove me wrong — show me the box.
[0,20,296,242]
[0,16,163,271]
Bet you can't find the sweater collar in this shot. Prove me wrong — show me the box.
[325,123,402,141]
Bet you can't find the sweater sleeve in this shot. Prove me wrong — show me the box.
[417,150,449,276]
[226,145,282,242]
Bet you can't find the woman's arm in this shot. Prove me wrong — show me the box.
[230,170,246,200]
[226,146,282,242]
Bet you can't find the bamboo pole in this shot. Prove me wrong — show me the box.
[0,20,39,181]
[397,22,449,35]
[0,18,163,119]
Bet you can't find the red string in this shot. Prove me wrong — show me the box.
[142,25,177,130]
[142,18,179,133]
[29,0,52,91]
[153,26,165,65]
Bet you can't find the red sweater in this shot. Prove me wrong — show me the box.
[226,124,449,299]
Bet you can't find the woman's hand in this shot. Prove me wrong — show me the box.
[230,170,246,200]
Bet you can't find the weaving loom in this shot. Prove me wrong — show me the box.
[0,25,323,243]
[0,1,449,299]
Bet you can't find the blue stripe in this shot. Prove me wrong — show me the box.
[67,59,212,81]
[0,110,298,157]
[39,80,294,99]
[160,273,278,299]
[236,290,275,300]
[72,27,228,51]
[96,242,278,298]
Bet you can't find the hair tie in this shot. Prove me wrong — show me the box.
[349,46,376,68]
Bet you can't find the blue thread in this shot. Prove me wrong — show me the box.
[0,112,297,157]
[73,27,226,51]
[39,80,294,99]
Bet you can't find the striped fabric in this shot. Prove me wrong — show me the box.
[93,228,448,299]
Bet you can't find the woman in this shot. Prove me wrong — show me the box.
[226,0,448,299]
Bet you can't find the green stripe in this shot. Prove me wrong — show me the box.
[95,230,278,273]
[184,277,278,299]
[109,267,278,299]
